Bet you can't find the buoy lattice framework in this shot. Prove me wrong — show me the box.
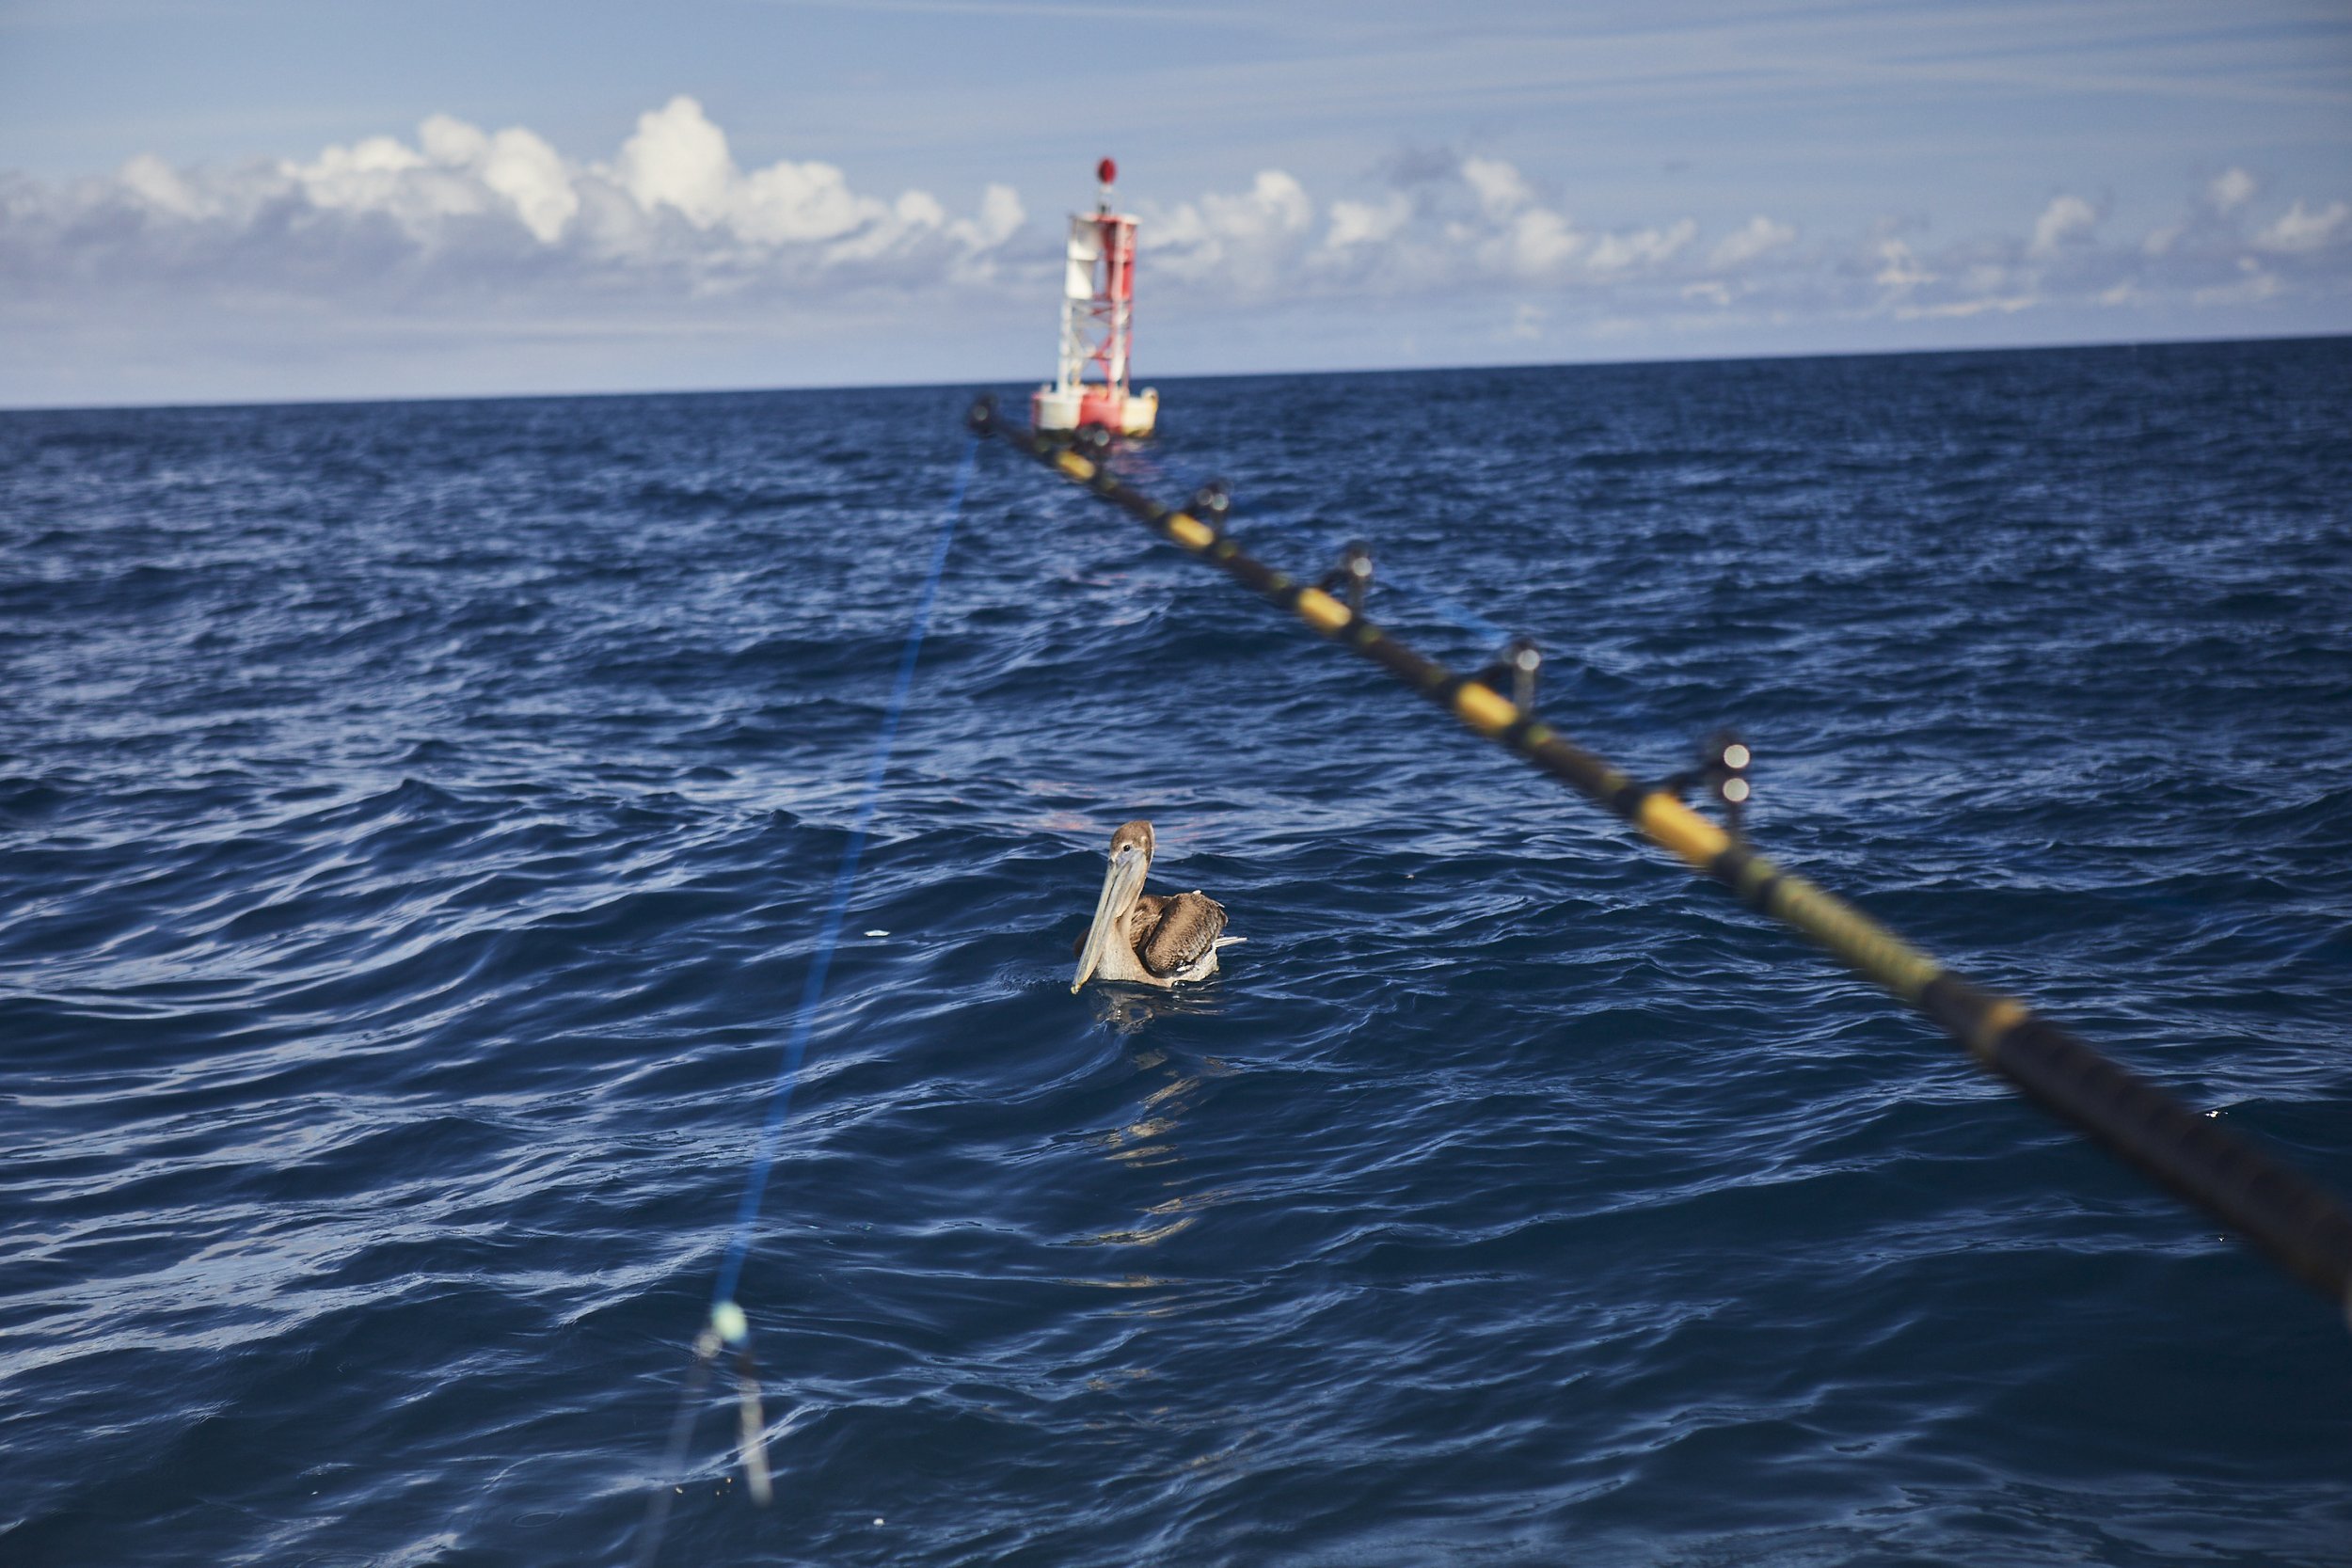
[1032,157,1158,437]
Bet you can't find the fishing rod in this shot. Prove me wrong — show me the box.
[966,394,2352,1318]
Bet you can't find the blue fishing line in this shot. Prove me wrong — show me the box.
[637,437,976,1567]
[708,434,975,1310]
[636,436,977,1568]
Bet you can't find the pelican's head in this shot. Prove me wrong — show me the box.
[1073,819,1155,992]
[1107,819,1154,863]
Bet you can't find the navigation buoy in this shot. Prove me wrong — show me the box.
[1031,157,1158,437]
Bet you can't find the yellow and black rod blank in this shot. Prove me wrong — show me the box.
[967,396,2352,1317]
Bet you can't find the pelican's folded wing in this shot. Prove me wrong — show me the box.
[1139,891,1227,977]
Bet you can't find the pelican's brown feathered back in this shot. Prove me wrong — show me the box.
[1134,890,1227,977]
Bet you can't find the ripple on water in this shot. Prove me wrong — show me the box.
[2,344,2350,1565]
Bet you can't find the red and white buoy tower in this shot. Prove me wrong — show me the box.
[1031,158,1158,437]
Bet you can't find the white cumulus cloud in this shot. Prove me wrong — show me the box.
[1588,217,1695,274]
[2255,198,2349,254]
[1710,214,1795,270]
[1,95,1034,315]
[595,95,988,261]
[2209,167,2257,214]
[1327,192,1411,249]
[1873,237,1935,290]
[1147,170,1315,291]
[612,96,737,229]
[1461,156,1535,222]
[1485,205,1584,277]
[1442,156,1592,279]
[949,184,1025,252]
[1152,154,1703,295]
[420,116,576,242]
[2029,194,2097,256]
[118,152,215,220]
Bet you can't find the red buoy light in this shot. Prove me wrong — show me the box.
[1097,157,1117,185]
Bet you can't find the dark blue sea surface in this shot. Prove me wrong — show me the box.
[4,339,2350,1565]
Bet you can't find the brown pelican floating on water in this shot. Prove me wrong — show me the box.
[1071,820,1240,991]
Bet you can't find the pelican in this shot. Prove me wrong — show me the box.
[1071,820,1241,991]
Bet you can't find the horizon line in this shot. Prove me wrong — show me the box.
[5,325,2346,419]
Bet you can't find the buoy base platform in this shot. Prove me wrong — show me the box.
[1031,384,1158,437]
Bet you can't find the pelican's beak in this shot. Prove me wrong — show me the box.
[1073,845,1147,992]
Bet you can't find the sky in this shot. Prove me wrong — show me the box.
[2,0,2348,407]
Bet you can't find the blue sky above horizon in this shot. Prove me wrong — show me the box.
[3,0,2349,407]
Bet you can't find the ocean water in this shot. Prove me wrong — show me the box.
[3,339,2349,1566]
